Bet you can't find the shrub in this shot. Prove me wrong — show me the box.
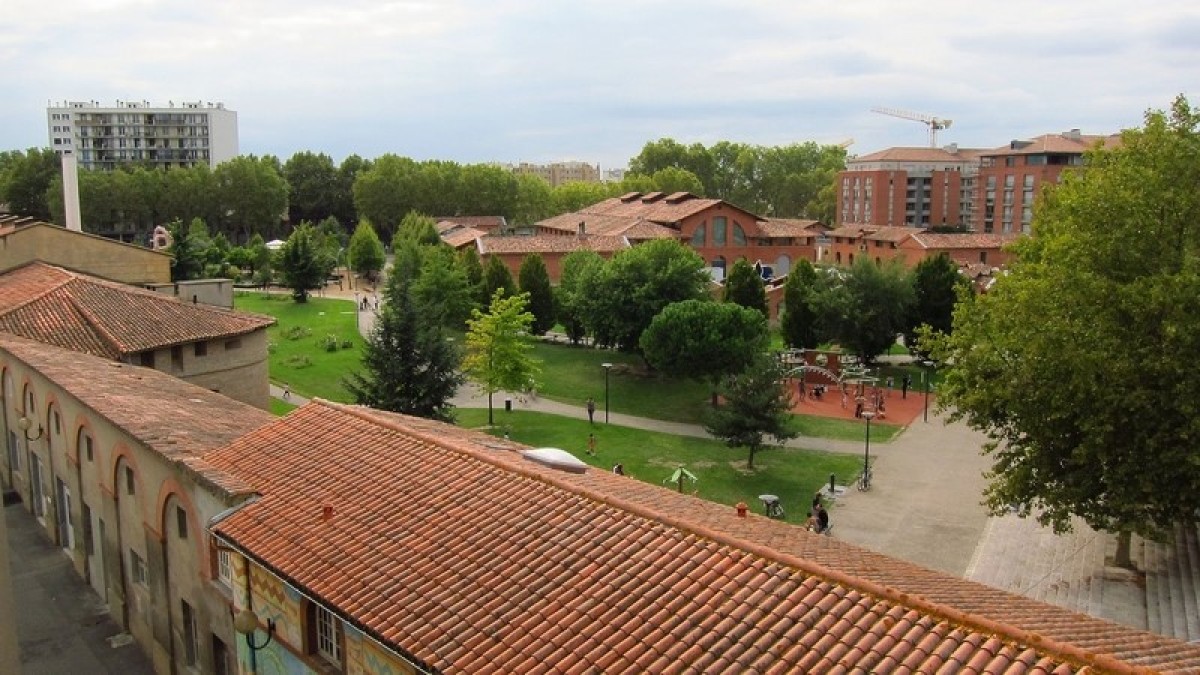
[320,334,339,352]
[340,338,354,349]
[283,354,312,368]
[282,325,311,340]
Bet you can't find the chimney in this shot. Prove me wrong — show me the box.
[61,152,82,232]
[322,505,334,523]
[1063,128,1082,141]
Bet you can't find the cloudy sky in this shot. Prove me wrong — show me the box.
[5,1,1197,169]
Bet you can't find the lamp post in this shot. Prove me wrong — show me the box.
[233,606,276,674]
[861,410,876,490]
[601,362,613,424]
[353,291,361,334]
[922,359,935,423]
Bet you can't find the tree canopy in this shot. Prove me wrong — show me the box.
[930,96,1200,556]
[704,354,798,469]
[906,253,969,356]
[780,259,819,349]
[813,258,913,361]
[348,221,386,281]
[277,223,327,302]
[463,290,540,426]
[641,300,768,393]
[723,258,768,316]
[518,254,556,336]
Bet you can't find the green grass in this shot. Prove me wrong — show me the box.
[790,415,902,443]
[456,409,862,524]
[270,399,298,416]
[235,292,361,402]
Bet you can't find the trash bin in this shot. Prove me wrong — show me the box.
[505,398,513,412]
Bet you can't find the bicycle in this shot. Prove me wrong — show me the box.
[857,464,873,492]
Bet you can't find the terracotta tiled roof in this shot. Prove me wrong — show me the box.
[432,216,506,232]
[0,333,270,495]
[436,223,487,249]
[0,262,274,357]
[477,234,631,255]
[982,133,1121,157]
[850,147,985,164]
[828,225,920,243]
[537,192,757,237]
[910,232,1025,249]
[209,401,1200,673]
[757,218,825,238]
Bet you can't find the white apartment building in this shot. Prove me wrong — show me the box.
[46,100,238,171]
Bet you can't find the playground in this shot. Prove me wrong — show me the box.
[782,349,935,426]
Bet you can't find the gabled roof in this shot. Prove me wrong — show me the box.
[432,215,507,232]
[828,224,920,243]
[909,232,1025,249]
[537,192,757,237]
[982,133,1121,157]
[850,146,985,164]
[0,262,274,358]
[436,222,487,249]
[208,401,1200,673]
[477,234,630,255]
[757,218,826,238]
[0,333,270,495]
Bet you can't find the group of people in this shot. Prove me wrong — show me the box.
[804,493,831,534]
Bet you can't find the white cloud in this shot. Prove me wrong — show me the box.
[4,0,1197,168]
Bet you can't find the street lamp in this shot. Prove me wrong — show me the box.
[860,410,876,491]
[922,359,935,422]
[353,291,361,334]
[233,606,276,673]
[600,362,613,424]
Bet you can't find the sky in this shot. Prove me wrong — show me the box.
[4,1,1198,170]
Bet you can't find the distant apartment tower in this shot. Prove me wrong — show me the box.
[973,129,1118,233]
[836,145,981,229]
[46,99,238,171]
[512,161,600,187]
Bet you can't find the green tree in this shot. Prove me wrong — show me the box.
[348,221,386,282]
[550,181,616,213]
[214,155,288,242]
[814,258,913,361]
[512,173,554,225]
[413,246,474,330]
[353,154,417,240]
[650,167,705,195]
[345,275,462,422]
[641,300,768,405]
[0,148,59,221]
[332,154,370,229]
[723,258,768,316]
[392,210,440,248]
[458,247,485,309]
[463,290,540,426]
[704,354,798,469]
[277,223,326,302]
[780,259,820,349]
[482,255,517,302]
[906,253,969,356]
[166,219,206,281]
[284,151,339,225]
[929,96,1200,566]
[584,239,711,351]
[518,254,556,335]
[555,250,605,344]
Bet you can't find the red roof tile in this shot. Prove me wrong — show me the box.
[982,133,1121,157]
[537,192,761,237]
[0,262,274,357]
[828,225,920,243]
[910,232,1025,249]
[432,216,507,232]
[477,234,631,255]
[851,147,985,164]
[209,402,1200,673]
[757,218,826,238]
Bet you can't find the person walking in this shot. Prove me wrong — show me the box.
[586,397,596,424]
[901,374,911,399]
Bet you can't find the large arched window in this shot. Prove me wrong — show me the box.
[690,223,706,246]
[713,217,727,245]
[732,222,746,246]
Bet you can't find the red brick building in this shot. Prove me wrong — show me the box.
[973,130,1119,233]
[825,225,1022,270]
[837,146,982,229]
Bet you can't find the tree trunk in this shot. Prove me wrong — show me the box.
[1113,530,1134,569]
[747,446,756,470]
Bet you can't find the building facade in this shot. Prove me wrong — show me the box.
[0,218,171,284]
[46,100,238,171]
[837,145,982,229]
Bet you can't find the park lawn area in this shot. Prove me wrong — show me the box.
[455,408,862,526]
[270,399,298,416]
[791,415,901,443]
[234,292,361,402]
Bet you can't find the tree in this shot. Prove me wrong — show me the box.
[458,247,485,309]
[781,260,819,349]
[723,258,768,316]
[393,210,440,248]
[348,221,386,281]
[283,151,339,225]
[0,148,59,221]
[277,224,326,302]
[906,253,969,356]
[813,258,912,361]
[518,254,556,335]
[482,255,517,302]
[584,238,711,352]
[214,155,288,242]
[332,154,370,229]
[929,96,1200,566]
[704,354,798,469]
[413,246,474,330]
[650,167,705,195]
[353,154,417,240]
[641,300,768,405]
[345,274,463,422]
[463,290,540,426]
[166,219,206,281]
[555,250,605,344]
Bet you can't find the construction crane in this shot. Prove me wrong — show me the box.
[871,106,953,147]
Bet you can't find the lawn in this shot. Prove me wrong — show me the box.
[455,408,863,525]
[235,292,361,403]
[270,399,298,416]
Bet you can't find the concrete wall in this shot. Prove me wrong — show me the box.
[0,224,170,284]
[131,330,271,410]
[145,279,235,309]
[0,356,245,675]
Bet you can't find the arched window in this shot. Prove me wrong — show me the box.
[713,217,727,245]
[732,222,746,246]
[690,223,706,246]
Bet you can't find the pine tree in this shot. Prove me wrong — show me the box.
[780,259,819,349]
[345,274,463,422]
[723,258,768,316]
[482,255,517,301]
[518,254,556,335]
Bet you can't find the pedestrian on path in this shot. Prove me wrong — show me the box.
[902,374,911,399]
[282,385,291,401]
[586,397,596,424]
[612,463,624,475]
[587,433,596,455]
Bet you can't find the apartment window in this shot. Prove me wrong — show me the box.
[194,342,208,357]
[1004,157,1016,167]
[224,338,242,351]
[125,466,136,495]
[130,550,147,584]
[216,549,234,587]
[310,604,344,667]
[181,600,199,667]
[176,506,188,539]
